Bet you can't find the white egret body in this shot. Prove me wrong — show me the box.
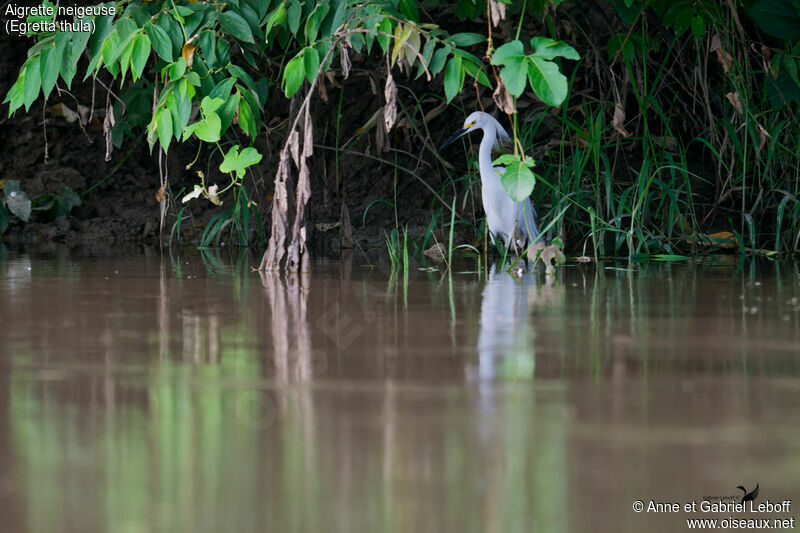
[440,112,539,251]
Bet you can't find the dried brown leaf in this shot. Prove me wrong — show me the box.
[103,102,115,161]
[303,109,313,158]
[489,0,507,28]
[155,187,166,203]
[612,103,630,137]
[181,37,196,68]
[384,70,397,132]
[711,35,733,74]
[340,44,351,79]
[492,79,515,115]
[756,123,770,156]
[726,92,742,115]
[288,128,300,167]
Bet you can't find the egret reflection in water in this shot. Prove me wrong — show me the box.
[473,263,564,382]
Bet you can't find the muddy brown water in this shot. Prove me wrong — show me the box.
[1,249,799,533]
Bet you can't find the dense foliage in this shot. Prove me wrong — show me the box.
[3,0,800,266]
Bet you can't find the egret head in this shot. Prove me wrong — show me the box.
[439,111,510,151]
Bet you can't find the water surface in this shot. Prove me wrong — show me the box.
[1,249,799,532]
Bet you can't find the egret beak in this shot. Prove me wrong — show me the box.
[439,127,471,151]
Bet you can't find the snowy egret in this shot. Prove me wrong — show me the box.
[440,111,539,252]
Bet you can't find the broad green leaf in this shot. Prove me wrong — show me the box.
[200,96,225,115]
[220,10,255,43]
[305,3,330,43]
[447,32,486,47]
[220,144,263,180]
[194,114,221,142]
[498,56,527,97]
[500,163,536,203]
[283,53,305,97]
[690,16,705,40]
[4,76,24,115]
[493,154,521,166]
[48,187,81,219]
[454,49,491,87]
[169,57,186,80]
[146,23,173,61]
[40,45,59,100]
[23,55,42,111]
[287,0,302,35]
[491,40,525,66]
[209,77,236,100]
[238,98,257,138]
[265,4,287,43]
[376,17,392,53]
[131,33,151,81]
[491,40,529,97]
[443,55,462,103]
[156,107,173,152]
[302,47,320,83]
[750,0,800,40]
[4,180,32,222]
[218,91,240,133]
[115,17,138,41]
[530,37,580,60]
[430,47,448,75]
[118,36,136,83]
[527,56,568,107]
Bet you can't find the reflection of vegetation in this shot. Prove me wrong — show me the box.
[5,253,800,533]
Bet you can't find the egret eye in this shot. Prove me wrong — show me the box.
[464,121,476,129]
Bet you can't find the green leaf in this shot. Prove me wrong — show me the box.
[499,57,528,97]
[146,23,173,61]
[209,77,236,100]
[491,40,525,66]
[302,47,320,83]
[220,10,255,43]
[750,0,800,40]
[218,91,241,133]
[220,144,263,180]
[4,180,32,222]
[200,96,225,115]
[156,107,173,153]
[447,32,486,47]
[48,187,81,219]
[527,56,568,107]
[238,98,257,138]
[169,57,186,80]
[288,0,302,35]
[500,163,536,203]
[430,47,448,75]
[491,40,530,97]
[690,16,705,40]
[454,49,491,87]
[443,55,462,103]
[194,114,222,142]
[265,4,287,41]
[305,3,330,43]
[493,154,521,166]
[530,37,580,60]
[5,76,24,115]
[376,17,392,53]
[131,33,151,81]
[23,55,42,111]
[40,45,59,100]
[283,53,305,97]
